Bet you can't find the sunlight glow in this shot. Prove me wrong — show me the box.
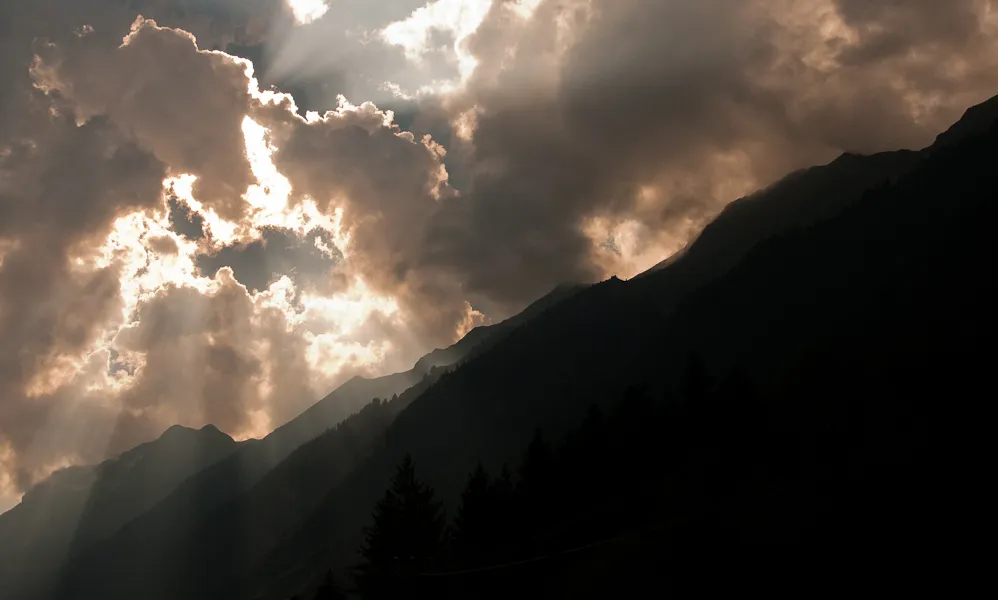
[242,117,292,221]
[584,215,688,280]
[0,441,19,513]
[510,0,543,20]
[286,0,329,25]
[381,0,494,93]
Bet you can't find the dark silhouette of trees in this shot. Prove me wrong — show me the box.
[451,463,496,566]
[312,570,346,600]
[354,454,445,599]
[515,430,555,556]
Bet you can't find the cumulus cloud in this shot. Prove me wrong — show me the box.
[0,1,470,512]
[32,18,259,221]
[1,0,997,513]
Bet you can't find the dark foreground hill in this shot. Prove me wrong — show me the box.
[45,94,998,599]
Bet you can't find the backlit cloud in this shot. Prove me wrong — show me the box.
[287,0,330,25]
[1,0,997,513]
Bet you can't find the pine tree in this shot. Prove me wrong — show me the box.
[451,463,494,566]
[516,430,554,555]
[313,570,346,600]
[518,429,553,498]
[488,463,517,560]
[680,354,712,407]
[355,454,445,599]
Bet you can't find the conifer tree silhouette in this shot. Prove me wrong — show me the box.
[355,454,445,599]
[312,570,346,600]
[452,462,494,566]
[516,430,554,555]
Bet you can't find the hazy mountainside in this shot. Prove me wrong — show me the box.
[42,95,998,599]
[292,282,586,440]
[0,282,581,599]
[412,284,587,374]
[635,148,919,280]
[36,285,583,600]
[0,424,240,598]
[238,97,996,598]
[632,92,997,286]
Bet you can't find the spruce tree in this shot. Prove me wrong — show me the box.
[355,454,445,599]
[452,463,494,566]
[516,430,554,555]
[489,464,517,560]
[313,570,346,600]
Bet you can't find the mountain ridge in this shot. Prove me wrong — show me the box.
[240,97,996,599]
[0,423,241,599]
[10,93,996,600]
[234,93,998,599]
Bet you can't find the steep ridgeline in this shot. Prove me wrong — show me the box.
[40,284,583,600]
[284,281,587,445]
[53,95,998,599]
[0,425,240,599]
[238,95,998,599]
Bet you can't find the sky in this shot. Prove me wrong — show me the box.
[1,0,996,512]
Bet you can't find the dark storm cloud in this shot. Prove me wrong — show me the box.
[417,0,998,309]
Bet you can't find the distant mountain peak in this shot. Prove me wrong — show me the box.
[158,423,230,443]
[160,424,196,439]
[198,423,226,436]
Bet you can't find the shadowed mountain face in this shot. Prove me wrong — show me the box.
[240,96,995,599]
[0,424,240,598]
[238,98,992,599]
[12,95,996,600]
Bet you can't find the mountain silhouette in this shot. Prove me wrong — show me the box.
[239,94,996,599]
[0,424,239,599]
[0,283,581,599]
[10,94,995,599]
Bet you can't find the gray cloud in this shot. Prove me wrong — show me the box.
[258,96,476,345]
[195,226,341,292]
[33,17,258,221]
[2,0,997,513]
[0,0,298,510]
[258,0,449,107]
[413,0,998,308]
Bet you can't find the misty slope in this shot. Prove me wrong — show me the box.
[53,96,997,599]
[284,282,586,444]
[411,283,586,373]
[238,98,997,598]
[0,424,239,599]
[41,284,583,600]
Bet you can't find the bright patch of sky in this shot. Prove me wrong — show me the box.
[381,0,492,94]
[286,0,329,25]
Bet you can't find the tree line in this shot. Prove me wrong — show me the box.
[288,320,964,598]
[293,358,800,598]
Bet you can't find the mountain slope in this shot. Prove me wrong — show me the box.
[40,283,584,600]
[0,425,240,599]
[288,282,586,444]
[239,98,997,599]
[52,95,998,599]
